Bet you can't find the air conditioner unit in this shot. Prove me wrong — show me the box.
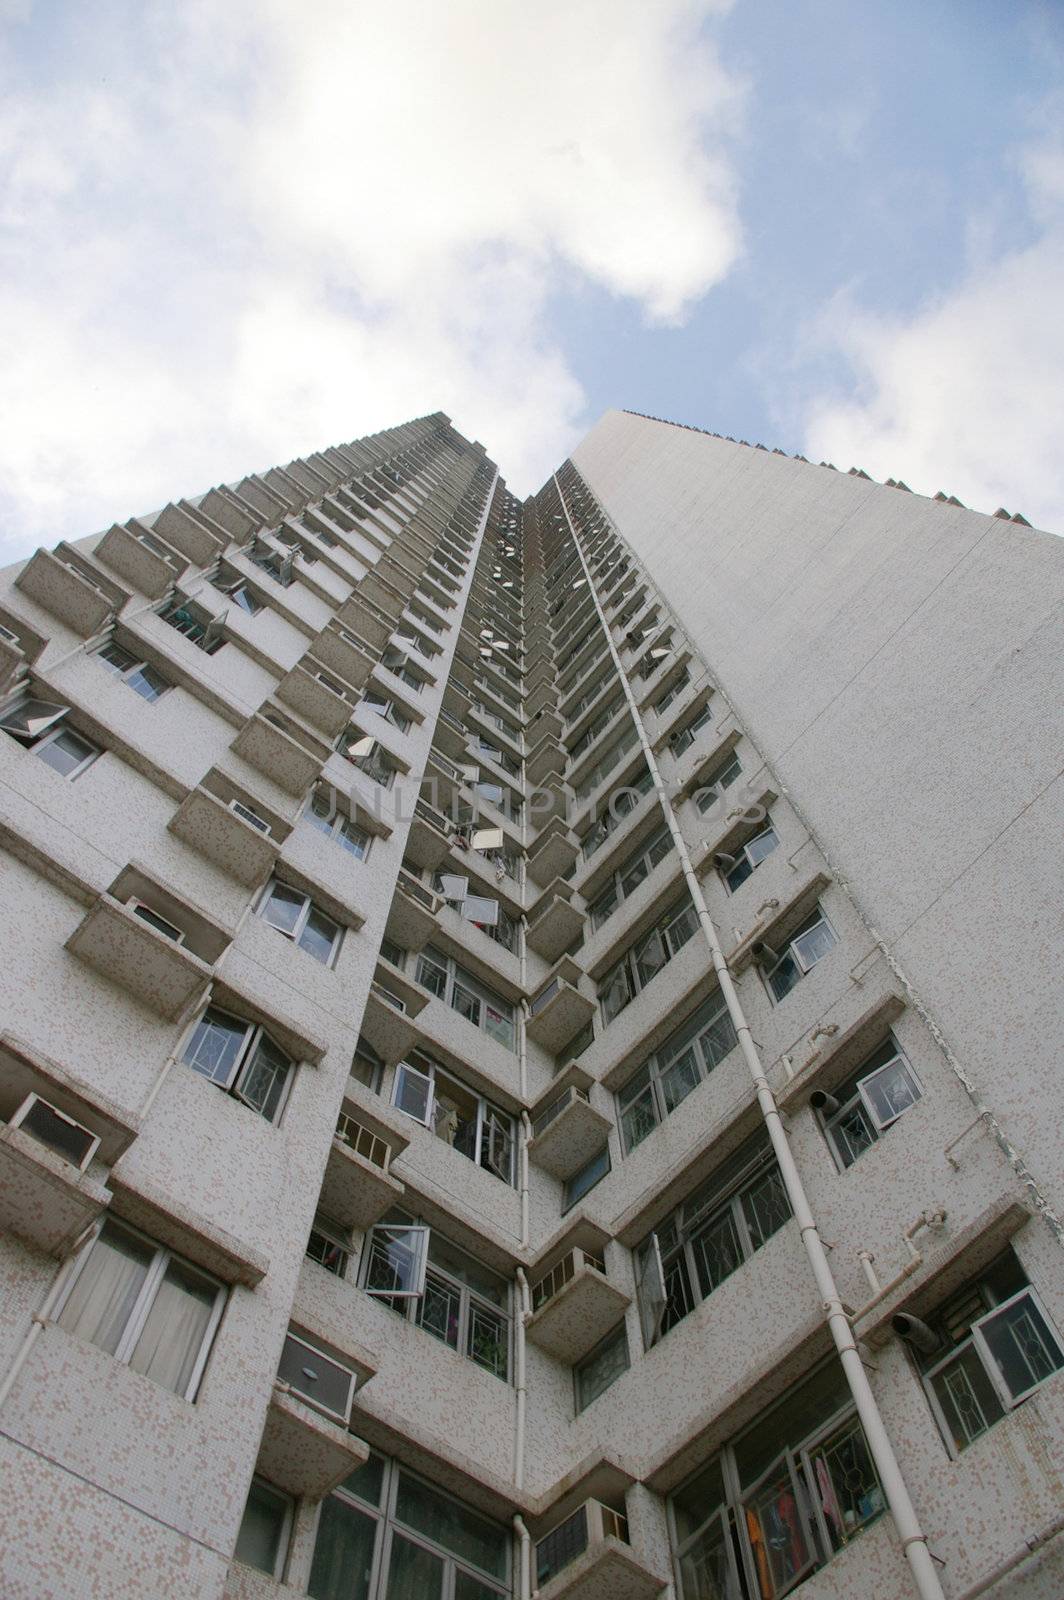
[11,1093,100,1172]
[277,1331,356,1425]
[228,798,271,836]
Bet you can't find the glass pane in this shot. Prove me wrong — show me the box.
[395,1473,508,1579]
[395,1063,433,1124]
[692,1207,744,1296]
[1,697,67,738]
[828,1101,876,1168]
[386,1533,445,1599]
[415,954,447,998]
[309,1496,377,1600]
[454,1572,506,1600]
[483,1003,514,1050]
[742,1168,791,1250]
[978,1293,1064,1401]
[930,1345,1005,1451]
[634,929,667,986]
[469,1303,509,1379]
[621,1083,658,1152]
[725,855,754,893]
[127,664,168,702]
[300,908,340,965]
[129,1256,216,1396]
[263,883,305,935]
[58,1222,153,1355]
[679,1510,739,1600]
[418,1271,462,1350]
[700,1010,738,1070]
[620,856,649,896]
[746,827,779,867]
[859,1057,921,1129]
[451,984,481,1027]
[238,1035,291,1121]
[793,919,835,971]
[660,1045,701,1113]
[338,1451,386,1508]
[36,728,94,776]
[183,1008,247,1086]
[807,1415,884,1548]
[235,1480,289,1575]
[365,1227,427,1296]
[576,1324,629,1411]
[768,954,801,1001]
[742,1454,814,1596]
[99,642,136,672]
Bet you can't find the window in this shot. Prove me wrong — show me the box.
[414,945,516,1051]
[671,1360,884,1599]
[259,879,343,966]
[669,703,713,758]
[618,991,737,1152]
[819,1037,923,1170]
[694,748,742,813]
[563,1145,611,1211]
[306,1214,351,1278]
[310,1453,510,1600]
[251,546,293,586]
[338,731,398,789]
[158,596,226,654]
[235,1478,293,1578]
[598,897,699,1026]
[362,688,412,734]
[96,641,170,702]
[181,1005,295,1122]
[575,1322,629,1412]
[381,648,427,693]
[760,908,837,1002]
[55,1218,224,1400]
[363,1215,511,1381]
[392,1050,515,1185]
[573,724,639,801]
[0,695,100,778]
[720,823,779,891]
[304,789,372,859]
[654,669,691,717]
[636,1134,792,1347]
[587,823,672,931]
[212,571,263,614]
[580,767,654,860]
[351,1037,385,1092]
[903,1250,1064,1456]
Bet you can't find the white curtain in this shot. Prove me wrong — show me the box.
[129,1260,216,1397]
[57,1225,152,1355]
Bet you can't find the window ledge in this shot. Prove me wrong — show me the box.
[65,894,215,1022]
[108,1167,268,1286]
[258,1387,370,1499]
[0,1031,139,1166]
[0,1119,111,1256]
[536,1540,666,1600]
[168,786,284,888]
[727,870,832,973]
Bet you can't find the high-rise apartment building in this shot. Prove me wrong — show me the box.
[0,407,1061,1600]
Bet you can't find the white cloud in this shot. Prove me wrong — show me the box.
[0,0,744,557]
[803,138,1064,534]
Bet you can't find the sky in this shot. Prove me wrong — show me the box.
[0,0,1062,560]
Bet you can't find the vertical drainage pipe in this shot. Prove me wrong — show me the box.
[555,475,946,1600]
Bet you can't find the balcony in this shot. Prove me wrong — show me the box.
[359,570,406,620]
[272,663,351,739]
[337,594,394,651]
[259,1329,373,1500]
[385,871,441,952]
[526,959,595,1054]
[527,733,566,787]
[528,817,579,888]
[527,882,585,964]
[15,547,122,637]
[529,1070,612,1181]
[150,501,227,566]
[168,783,286,887]
[359,974,429,1064]
[527,1231,629,1363]
[0,1113,110,1257]
[535,1501,664,1600]
[320,1108,406,1232]
[434,705,469,761]
[95,522,186,599]
[406,799,454,871]
[65,892,218,1022]
[232,710,329,796]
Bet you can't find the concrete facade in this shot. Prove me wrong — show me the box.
[0,408,1061,1600]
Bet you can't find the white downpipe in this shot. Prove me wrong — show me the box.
[556,476,947,1600]
[513,1514,533,1600]
[0,1228,92,1413]
[520,1111,532,1250]
[513,1267,531,1490]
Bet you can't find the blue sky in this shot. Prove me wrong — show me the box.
[0,0,1062,557]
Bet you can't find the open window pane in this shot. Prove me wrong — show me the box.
[637,1234,667,1347]
[930,1346,1005,1452]
[858,1056,921,1130]
[237,1034,292,1121]
[741,1452,815,1596]
[300,908,341,965]
[365,1225,430,1297]
[262,883,305,936]
[394,1062,434,1125]
[793,919,836,971]
[0,697,67,740]
[183,1009,248,1086]
[36,728,96,777]
[975,1290,1064,1403]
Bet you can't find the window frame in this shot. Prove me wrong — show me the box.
[693,748,742,814]
[761,907,837,1002]
[180,1003,296,1123]
[587,822,672,932]
[304,789,372,859]
[258,878,344,967]
[575,1321,630,1413]
[597,897,699,1026]
[96,640,171,702]
[235,1476,295,1580]
[721,822,780,893]
[414,945,516,1052]
[54,1216,225,1401]
[617,990,738,1153]
[0,693,101,778]
[819,1037,923,1171]
[391,1051,516,1186]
